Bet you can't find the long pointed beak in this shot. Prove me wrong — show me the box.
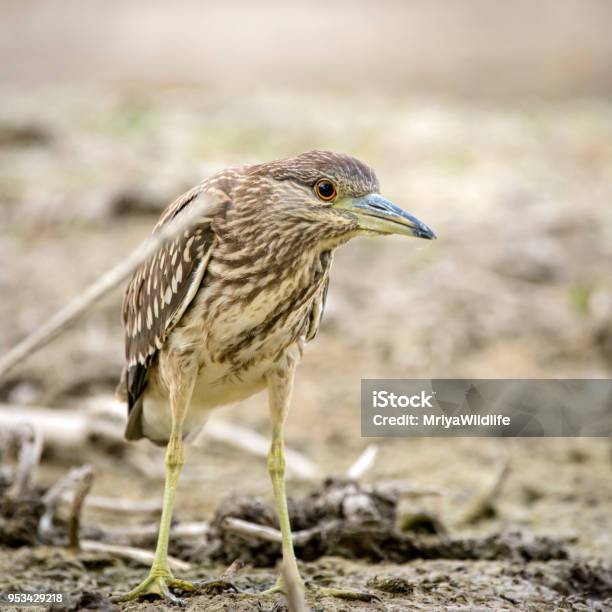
[342,193,436,239]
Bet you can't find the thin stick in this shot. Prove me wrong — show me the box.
[0,402,317,482]
[346,444,379,480]
[170,521,210,538]
[220,559,242,581]
[80,540,191,572]
[100,522,160,539]
[0,405,100,447]
[0,193,217,378]
[459,458,511,525]
[202,418,320,480]
[84,495,163,515]
[7,423,43,498]
[68,464,95,549]
[61,493,163,515]
[102,521,209,541]
[40,465,91,542]
[221,517,318,546]
[124,449,167,480]
[222,517,282,543]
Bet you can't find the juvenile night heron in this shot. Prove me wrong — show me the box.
[114,151,435,604]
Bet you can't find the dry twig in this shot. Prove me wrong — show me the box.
[40,464,96,543]
[346,444,379,480]
[68,464,94,549]
[0,401,319,481]
[201,418,320,480]
[0,194,219,378]
[77,495,162,515]
[459,457,511,525]
[102,520,209,542]
[80,540,191,572]
[222,517,282,543]
[220,559,242,581]
[6,423,43,499]
[221,517,318,546]
[0,404,112,447]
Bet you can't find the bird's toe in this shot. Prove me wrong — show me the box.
[111,573,194,606]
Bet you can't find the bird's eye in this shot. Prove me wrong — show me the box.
[314,179,337,202]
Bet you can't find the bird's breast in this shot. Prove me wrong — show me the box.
[204,276,316,364]
[171,248,329,373]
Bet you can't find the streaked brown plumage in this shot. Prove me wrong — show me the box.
[114,150,435,604]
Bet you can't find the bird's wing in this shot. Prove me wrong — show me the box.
[305,251,332,342]
[120,182,230,434]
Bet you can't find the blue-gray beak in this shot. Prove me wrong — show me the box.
[341,193,436,239]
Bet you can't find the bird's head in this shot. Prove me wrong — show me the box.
[250,150,435,248]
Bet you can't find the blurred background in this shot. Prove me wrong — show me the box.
[1,0,612,607]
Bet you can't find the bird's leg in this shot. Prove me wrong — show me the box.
[262,356,304,596]
[261,353,378,604]
[112,357,197,605]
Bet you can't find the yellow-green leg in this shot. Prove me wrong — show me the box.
[268,421,303,592]
[264,358,303,595]
[112,421,196,605]
[112,358,197,605]
[262,353,378,604]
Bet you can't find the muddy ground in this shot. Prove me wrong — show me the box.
[1,63,612,612]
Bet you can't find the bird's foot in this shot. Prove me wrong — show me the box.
[260,576,300,596]
[111,571,197,606]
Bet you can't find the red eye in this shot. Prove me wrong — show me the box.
[315,179,337,202]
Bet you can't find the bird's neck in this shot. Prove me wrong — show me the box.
[217,207,346,275]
